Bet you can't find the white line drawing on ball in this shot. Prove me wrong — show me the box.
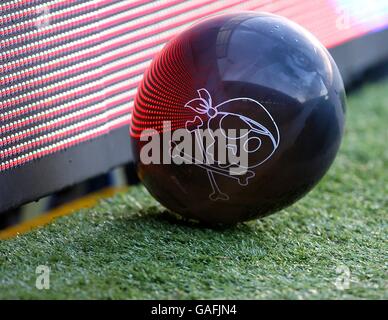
[172,88,280,201]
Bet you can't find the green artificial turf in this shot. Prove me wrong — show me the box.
[1,79,387,300]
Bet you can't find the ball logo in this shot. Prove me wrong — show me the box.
[173,88,280,201]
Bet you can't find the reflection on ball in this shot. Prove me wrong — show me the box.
[130,12,346,224]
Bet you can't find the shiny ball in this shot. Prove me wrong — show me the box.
[130,12,346,224]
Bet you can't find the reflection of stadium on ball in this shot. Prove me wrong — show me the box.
[131,12,346,224]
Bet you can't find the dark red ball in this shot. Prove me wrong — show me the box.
[130,12,346,224]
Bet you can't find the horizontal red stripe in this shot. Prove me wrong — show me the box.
[0,106,129,159]
[1,0,364,114]
[0,0,157,48]
[0,48,154,95]
[0,35,163,87]
[0,59,146,112]
[0,1,97,31]
[0,0,234,74]
[1,0,245,107]
[0,77,137,126]
[0,95,132,148]
[0,117,130,171]
[0,1,99,37]
[0,0,188,59]
[0,0,75,13]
